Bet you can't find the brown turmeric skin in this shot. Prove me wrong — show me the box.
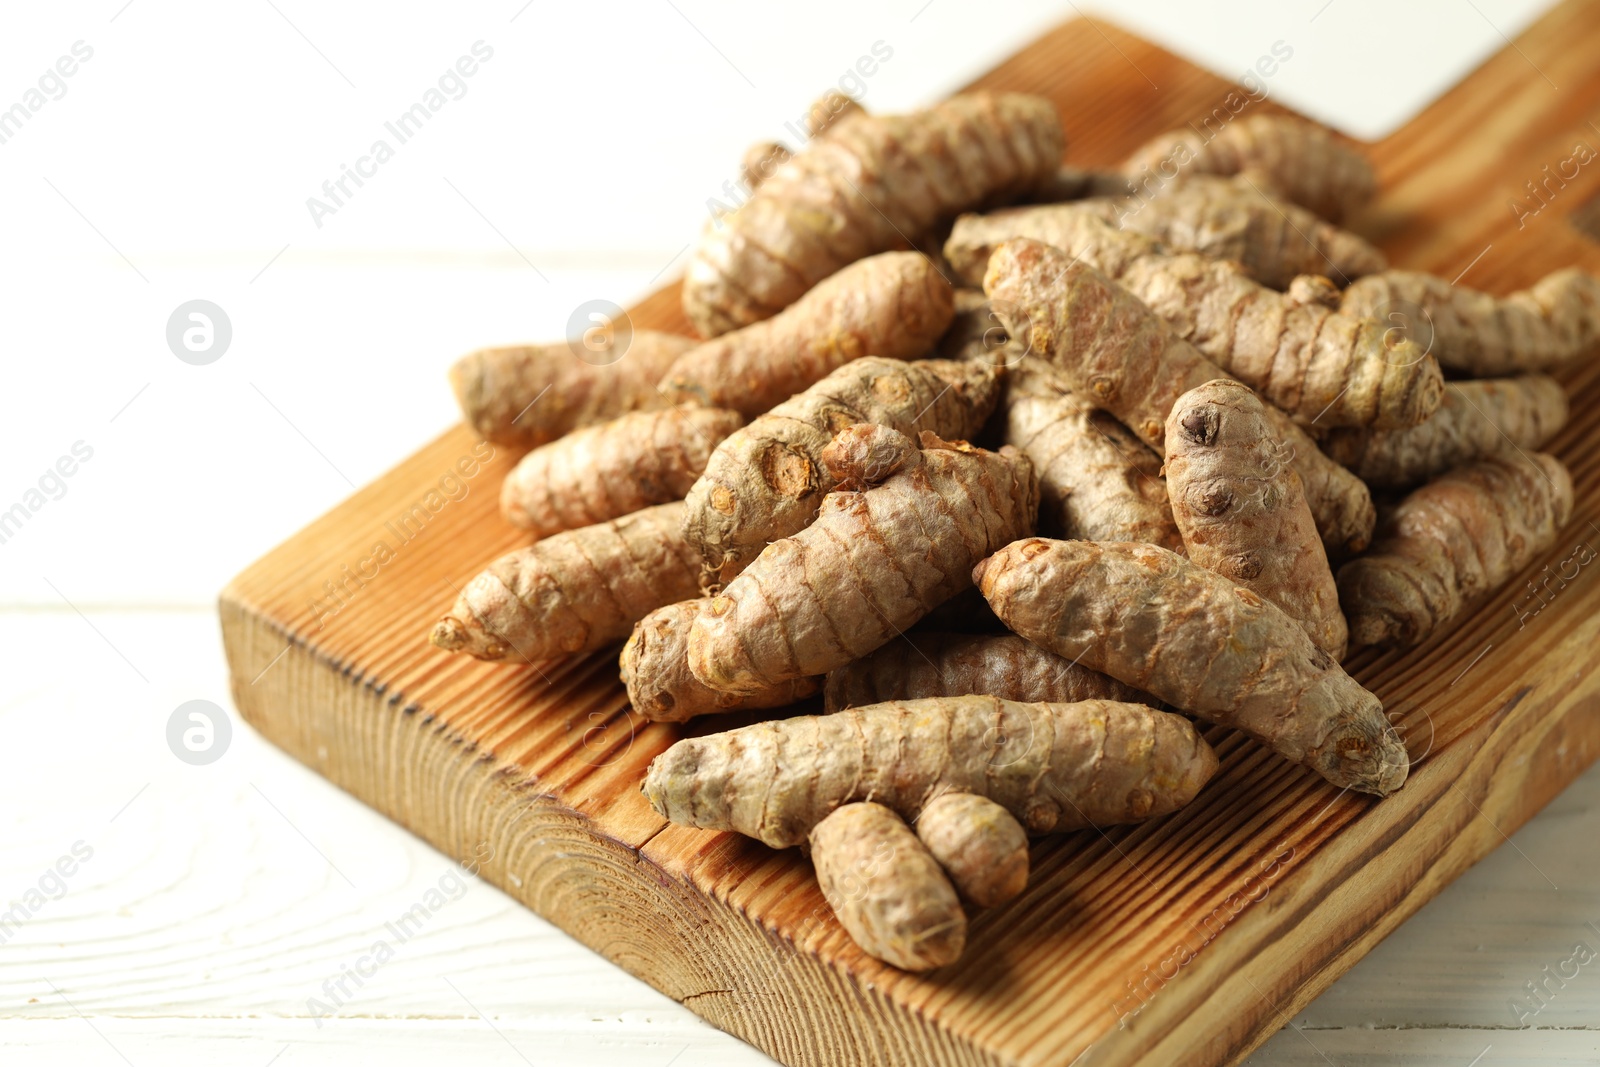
[982,238,1377,554]
[501,406,743,537]
[1122,114,1378,223]
[682,92,1064,337]
[687,426,1037,695]
[948,208,1442,430]
[682,356,999,591]
[823,632,1143,713]
[1340,268,1600,376]
[661,252,955,418]
[1165,379,1348,658]
[1338,454,1574,648]
[914,792,1030,908]
[431,502,701,662]
[976,538,1408,795]
[1320,376,1569,491]
[450,331,696,447]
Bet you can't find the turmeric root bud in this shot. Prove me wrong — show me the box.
[810,803,966,972]
[915,793,1029,908]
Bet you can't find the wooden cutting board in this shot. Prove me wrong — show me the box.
[220,5,1600,1065]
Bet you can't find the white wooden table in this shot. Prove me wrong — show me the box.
[3,2,1595,1063]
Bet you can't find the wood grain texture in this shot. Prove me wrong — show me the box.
[220,5,1600,1066]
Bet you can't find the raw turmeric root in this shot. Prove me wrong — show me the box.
[687,426,1037,695]
[1005,357,1184,551]
[431,502,701,662]
[1338,454,1574,648]
[1083,174,1386,288]
[1340,268,1600,376]
[501,406,743,537]
[450,331,695,447]
[683,356,999,591]
[1122,114,1378,222]
[1320,376,1569,491]
[644,696,1214,842]
[937,289,1025,366]
[822,632,1143,712]
[975,538,1408,795]
[914,792,1030,908]
[810,802,966,970]
[1165,379,1348,658]
[982,238,1377,553]
[948,208,1442,430]
[619,599,820,722]
[682,92,1064,337]
[661,252,956,418]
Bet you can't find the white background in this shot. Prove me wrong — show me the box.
[4,2,1596,1065]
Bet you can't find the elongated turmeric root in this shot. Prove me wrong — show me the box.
[501,406,743,536]
[683,92,1064,336]
[431,502,701,662]
[1338,454,1574,647]
[620,599,820,722]
[688,426,1037,694]
[914,793,1030,908]
[1122,114,1377,222]
[983,238,1377,553]
[1340,268,1600,376]
[822,632,1143,712]
[683,356,999,591]
[976,538,1408,795]
[1166,379,1348,658]
[642,696,1217,845]
[661,252,955,417]
[1084,174,1386,288]
[1005,357,1184,550]
[450,331,696,447]
[1320,376,1569,490]
[948,208,1442,430]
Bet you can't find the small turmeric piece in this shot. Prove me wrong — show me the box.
[914,792,1030,908]
[619,599,820,723]
[450,331,695,447]
[661,252,956,418]
[1082,174,1386,288]
[982,237,1377,553]
[431,502,701,662]
[976,538,1408,795]
[1122,114,1378,222]
[948,209,1442,430]
[1165,379,1348,658]
[501,405,743,537]
[1338,454,1575,648]
[1340,268,1600,376]
[687,426,1037,695]
[682,92,1064,337]
[1320,376,1569,491]
[683,356,999,591]
[1005,357,1184,551]
[822,632,1144,713]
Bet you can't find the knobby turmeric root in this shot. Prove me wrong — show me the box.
[1166,379,1348,658]
[976,538,1408,795]
[1340,268,1600,376]
[661,252,955,417]
[619,599,820,722]
[683,356,999,591]
[1338,454,1575,648]
[682,92,1064,337]
[947,208,1442,429]
[983,238,1377,553]
[1122,114,1377,222]
[501,405,743,537]
[687,426,1037,695]
[1320,376,1569,491]
[822,631,1143,712]
[1080,174,1386,289]
[431,502,701,662]
[1005,357,1185,551]
[449,331,696,447]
